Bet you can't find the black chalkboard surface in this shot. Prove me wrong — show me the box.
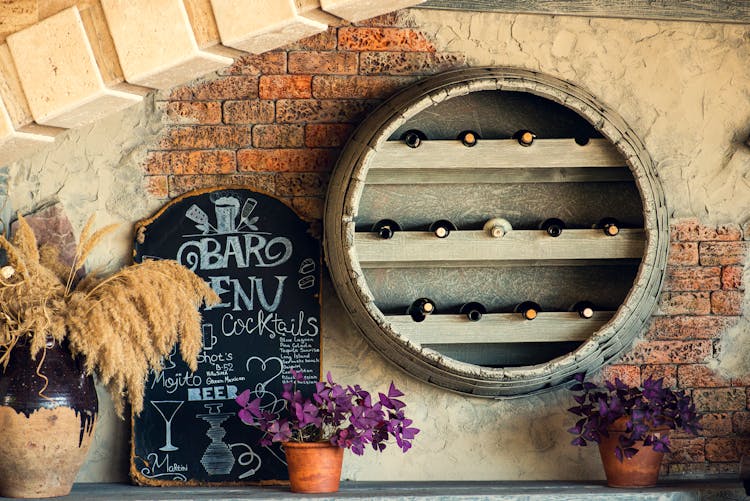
[130,187,321,486]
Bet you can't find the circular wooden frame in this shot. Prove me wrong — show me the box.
[324,67,668,397]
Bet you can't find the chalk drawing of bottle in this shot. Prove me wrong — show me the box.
[197,403,235,475]
[152,400,183,452]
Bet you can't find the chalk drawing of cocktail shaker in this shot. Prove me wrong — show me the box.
[185,204,217,234]
[197,403,235,475]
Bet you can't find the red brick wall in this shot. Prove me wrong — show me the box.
[605,219,747,476]
[143,12,748,478]
[145,11,466,219]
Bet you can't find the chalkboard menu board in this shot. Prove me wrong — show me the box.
[130,187,321,485]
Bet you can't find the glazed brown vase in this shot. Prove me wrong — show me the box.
[597,417,668,488]
[0,338,98,498]
[282,441,344,493]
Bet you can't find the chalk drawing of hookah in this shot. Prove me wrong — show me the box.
[197,403,235,475]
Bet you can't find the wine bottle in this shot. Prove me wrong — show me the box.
[458,130,479,147]
[407,298,436,322]
[371,219,401,239]
[429,219,457,238]
[402,129,425,149]
[460,302,486,322]
[540,218,566,237]
[596,217,620,237]
[513,129,535,147]
[515,301,541,320]
[483,217,513,238]
[572,301,595,319]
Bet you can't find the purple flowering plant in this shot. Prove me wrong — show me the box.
[235,369,419,455]
[567,373,701,462]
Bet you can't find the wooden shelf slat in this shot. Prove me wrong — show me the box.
[386,311,614,344]
[355,229,645,268]
[369,138,625,171]
[366,166,634,185]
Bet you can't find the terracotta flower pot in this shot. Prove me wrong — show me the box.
[597,417,668,488]
[282,441,344,493]
[0,338,98,498]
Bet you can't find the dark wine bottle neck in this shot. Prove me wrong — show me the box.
[379,227,393,239]
[403,130,423,148]
[541,218,565,237]
[460,302,486,321]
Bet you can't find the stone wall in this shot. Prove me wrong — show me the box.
[7,7,750,482]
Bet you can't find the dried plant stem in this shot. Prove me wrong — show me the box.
[0,212,218,418]
[65,218,117,295]
[13,214,40,266]
[0,335,19,369]
[35,347,51,401]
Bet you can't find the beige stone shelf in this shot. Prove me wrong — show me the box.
[354,229,645,268]
[0,114,56,165]
[6,7,144,129]
[211,0,328,54]
[320,0,427,22]
[101,0,233,89]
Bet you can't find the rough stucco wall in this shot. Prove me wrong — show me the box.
[7,97,164,482]
[5,9,750,483]
[413,10,750,225]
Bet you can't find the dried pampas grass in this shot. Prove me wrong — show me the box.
[0,214,219,416]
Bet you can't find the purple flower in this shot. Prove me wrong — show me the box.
[236,389,252,408]
[235,370,419,455]
[566,372,701,462]
[379,382,406,411]
[267,419,293,442]
[571,436,587,447]
[292,401,322,428]
[236,395,263,425]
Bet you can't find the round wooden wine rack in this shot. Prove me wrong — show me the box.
[324,68,668,397]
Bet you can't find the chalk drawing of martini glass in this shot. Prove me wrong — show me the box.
[152,400,184,452]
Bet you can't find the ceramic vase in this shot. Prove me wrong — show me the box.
[0,338,98,498]
[282,441,344,493]
[598,417,667,488]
